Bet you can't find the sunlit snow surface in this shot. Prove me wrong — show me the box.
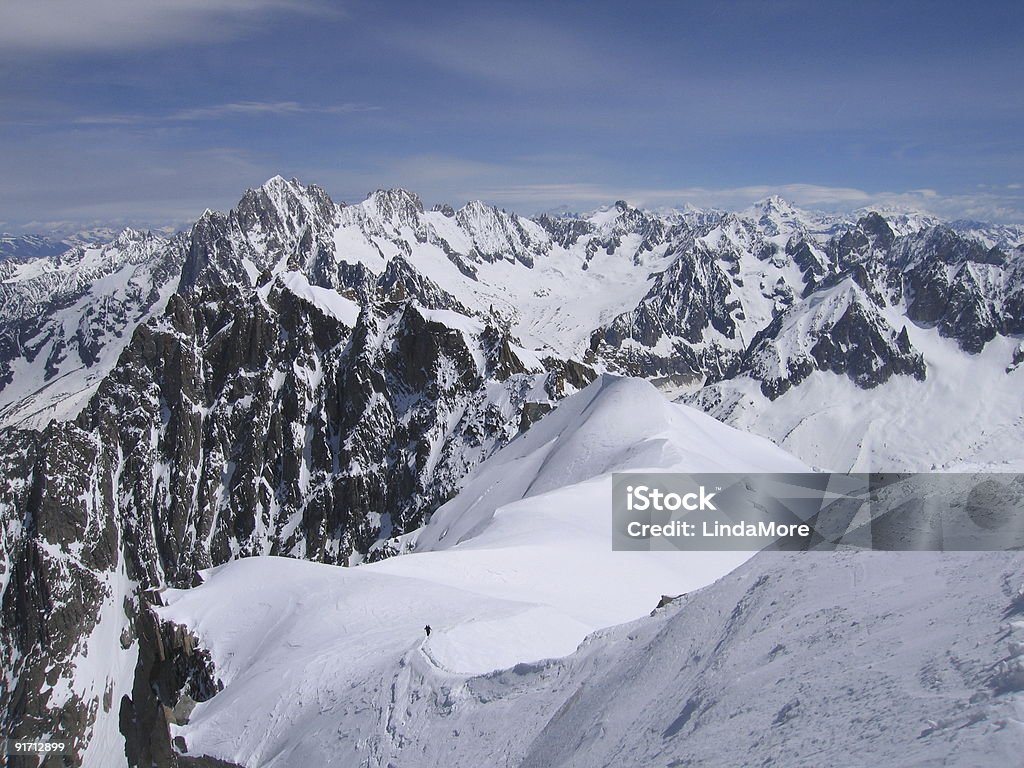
[159,377,810,765]
[694,331,1024,472]
[161,548,1024,765]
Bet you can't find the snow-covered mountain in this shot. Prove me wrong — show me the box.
[2,175,1023,766]
[0,228,183,427]
[4,177,1021,462]
[156,376,809,767]
[690,214,1024,471]
[0,232,70,260]
[151,379,1022,766]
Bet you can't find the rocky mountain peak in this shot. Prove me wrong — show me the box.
[454,201,548,266]
[736,279,927,399]
[755,194,798,215]
[111,226,149,245]
[855,211,896,248]
[367,188,426,224]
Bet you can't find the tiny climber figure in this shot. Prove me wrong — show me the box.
[424,625,431,637]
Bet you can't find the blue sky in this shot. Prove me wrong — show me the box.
[1,0,1022,232]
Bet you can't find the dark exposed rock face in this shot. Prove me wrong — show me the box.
[936,266,999,353]
[90,278,544,578]
[596,245,736,348]
[589,243,741,380]
[876,225,1015,353]
[786,235,832,288]
[534,214,594,248]
[375,256,470,312]
[810,301,927,387]
[120,608,221,768]
[0,432,130,768]
[734,278,927,400]
[541,358,598,398]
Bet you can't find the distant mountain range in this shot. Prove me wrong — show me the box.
[0,232,71,260]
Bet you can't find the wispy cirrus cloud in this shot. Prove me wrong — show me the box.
[171,101,378,121]
[1,4,1021,231]
[0,0,331,53]
[73,101,380,126]
[386,12,616,91]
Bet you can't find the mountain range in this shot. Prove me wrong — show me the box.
[1,177,1022,766]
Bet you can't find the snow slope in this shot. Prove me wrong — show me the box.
[412,373,808,552]
[160,550,1024,766]
[504,550,1024,768]
[693,332,1024,472]
[510,551,1023,768]
[158,376,809,766]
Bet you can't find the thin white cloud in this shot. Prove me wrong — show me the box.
[0,0,330,53]
[171,101,379,120]
[386,13,619,91]
[74,101,380,125]
[4,136,1023,232]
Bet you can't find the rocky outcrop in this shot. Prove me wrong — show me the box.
[589,242,741,379]
[735,281,926,400]
[120,606,221,768]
